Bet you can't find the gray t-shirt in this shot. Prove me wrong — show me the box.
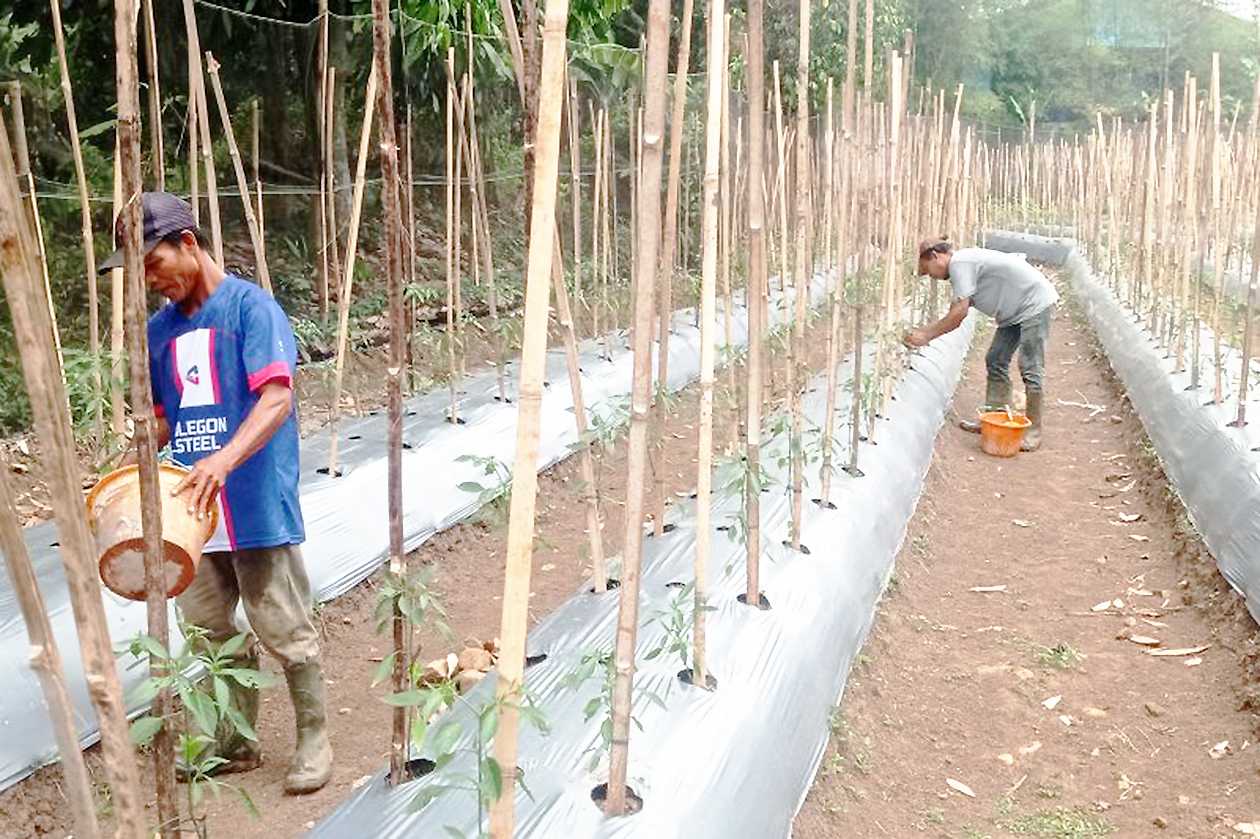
[947,247,1059,328]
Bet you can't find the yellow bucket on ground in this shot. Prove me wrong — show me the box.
[978,411,1031,458]
[85,464,218,601]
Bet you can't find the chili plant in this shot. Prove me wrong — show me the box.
[122,625,275,834]
[372,565,452,687]
[561,648,665,772]
[456,453,513,529]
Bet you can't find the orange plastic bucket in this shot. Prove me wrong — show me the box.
[978,411,1032,458]
[85,464,218,601]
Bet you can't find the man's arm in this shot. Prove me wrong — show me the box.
[119,415,170,467]
[173,382,293,518]
[904,297,971,347]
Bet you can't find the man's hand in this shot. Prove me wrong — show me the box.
[903,328,931,349]
[173,448,232,520]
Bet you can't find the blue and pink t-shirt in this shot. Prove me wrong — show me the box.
[148,275,304,552]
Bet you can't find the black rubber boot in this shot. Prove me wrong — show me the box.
[960,380,1012,434]
[1020,389,1044,451]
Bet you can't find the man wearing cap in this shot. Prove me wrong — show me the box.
[106,192,331,793]
[904,240,1059,451]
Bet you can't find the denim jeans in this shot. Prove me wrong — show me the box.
[986,306,1052,393]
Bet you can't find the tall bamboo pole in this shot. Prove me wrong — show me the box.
[141,0,164,188]
[50,0,103,445]
[605,0,671,813]
[487,0,571,828]
[115,3,179,831]
[720,14,736,422]
[317,0,330,323]
[181,0,222,264]
[0,116,148,839]
[569,78,582,301]
[863,0,874,94]
[744,0,767,607]
[6,84,62,382]
[652,0,697,535]
[252,99,266,280]
[324,65,343,325]
[446,51,460,425]
[788,0,812,549]
[110,145,125,439]
[693,0,727,691]
[206,54,272,293]
[365,0,408,787]
[326,65,378,477]
[820,81,845,502]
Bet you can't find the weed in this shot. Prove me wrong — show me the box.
[962,829,993,839]
[1036,784,1062,800]
[921,807,946,826]
[1002,807,1114,837]
[1035,642,1084,670]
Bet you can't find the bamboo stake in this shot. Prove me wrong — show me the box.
[252,98,266,281]
[788,0,811,550]
[591,108,605,345]
[117,13,181,826]
[110,145,126,445]
[605,0,671,813]
[1208,54,1225,404]
[487,0,571,827]
[863,0,874,94]
[326,64,378,477]
[692,0,727,691]
[445,51,459,425]
[189,87,199,226]
[365,0,408,786]
[820,81,845,502]
[720,14,735,422]
[570,78,582,301]
[744,0,767,607]
[0,116,149,839]
[49,0,104,445]
[181,0,223,265]
[141,0,164,188]
[652,0,696,536]
[463,76,507,402]
[6,83,63,383]
[317,0,330,323]
[0,460,99,836]
[602,109,614,355]
[206,54,272,293]
[324,65,343,325]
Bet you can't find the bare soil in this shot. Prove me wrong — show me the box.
[796,291,1260,837]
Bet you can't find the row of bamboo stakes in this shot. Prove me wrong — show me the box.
[11,1,1259,838]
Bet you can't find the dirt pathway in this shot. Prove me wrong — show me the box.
[796,293,1260,838]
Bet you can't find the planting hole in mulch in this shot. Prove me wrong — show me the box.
[590,783,643,815]
[315,467,344,478]
[494,395,514,404]
[781,540,812,555]
[843,465,866,478]
[403,758,436,780]
[812,498,838,510]
[677,668,718,691]
[402,442,413,450]
[445,416,467,425]
[736,592,772,610]
[348,435,362,441]
[524,653,548,667]
[664,581,687,589]
[588,578,622,593]
[716,524,732,532]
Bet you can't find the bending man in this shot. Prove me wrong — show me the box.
[904,239,1058,451]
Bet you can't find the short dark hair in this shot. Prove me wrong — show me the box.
[918,240,953,258]
[162,228,211,250]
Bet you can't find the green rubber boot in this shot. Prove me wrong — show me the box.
[176,654,262,781]
[283,660,333,795]
[959,380,1012,434]
[1020,389,1044,452]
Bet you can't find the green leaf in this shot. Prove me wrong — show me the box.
[129,634,170,662]
[582,696,602,721]
[479,757,503,802]
[410,714,429,749]
[407,783,456,812]
[221,668,276,689]
[384,689,426,707]
[457,481,485,493]
[431,720,462,756]
[234,785,260,819]
[184,690,219,737]
[213,676,230,712]
[441,827,465,839]
[478,705,499,744]
[78,118,117,140]
[223,704,258,743]
[372,652,399,687]
[129,715,164,746]
[127,676,162,706]
[218,633,248,659]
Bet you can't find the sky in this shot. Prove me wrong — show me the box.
[1220,0,1257,20]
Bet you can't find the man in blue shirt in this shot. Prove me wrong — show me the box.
[103,192,331,793]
